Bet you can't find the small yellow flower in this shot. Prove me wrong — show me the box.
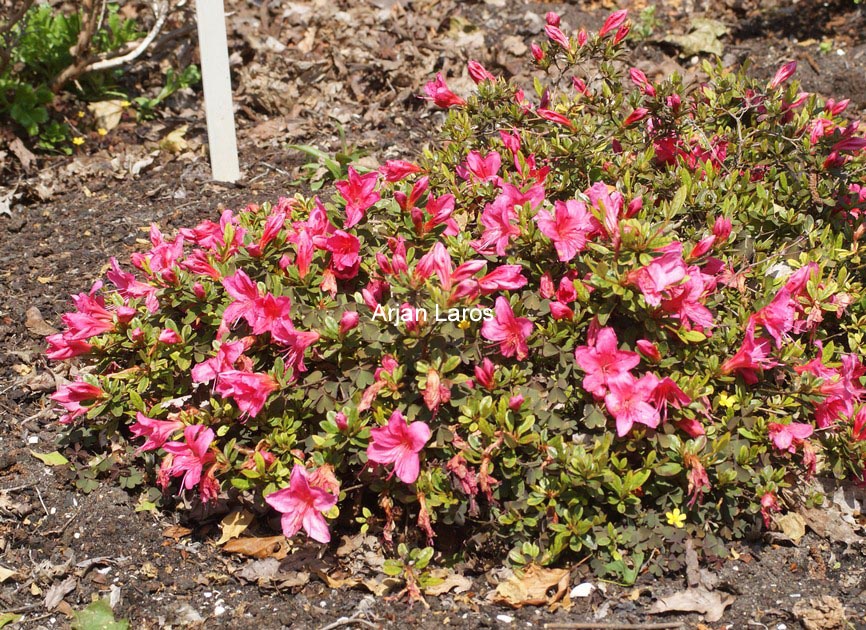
[72,137,85,146]
[120,100,131,108]
[77,110,85,118]
[458,319,470,330]
[665,507,686,528]
[718,392,736,408]
[97,128,108,136]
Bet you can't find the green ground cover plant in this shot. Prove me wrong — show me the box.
[48,10,866,581]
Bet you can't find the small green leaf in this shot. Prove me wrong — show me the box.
[30,450,69,466]
[72,599,129,630]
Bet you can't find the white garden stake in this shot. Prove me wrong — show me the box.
[194,0,240,182]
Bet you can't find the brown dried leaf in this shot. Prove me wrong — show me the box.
[493,565,569,608]
[314,568,360,589]
[800,506,862,546]
[9,138,35,173]
[776,512,807,545]
[793,595,848,630]
[222,535,289,559]
[43,576,77,610]
[649,587,734,622]
[25,307,58,337]
[423,569,473,596]
[215,510,253,546]
[162,525,192,540]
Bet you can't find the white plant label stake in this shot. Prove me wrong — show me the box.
[194,0,240,182]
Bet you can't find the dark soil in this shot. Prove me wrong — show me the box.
[1,1,866,628]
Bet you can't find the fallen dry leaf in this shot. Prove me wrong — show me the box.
[776,512,807,545]
[0,566,16,583]
[649,587,734,622]
[222,535,290,559]
[423,569,473,596]
[793,595,848,630]
[159,126,189,154]
[216,510,253,546]
[799,506,862,546]
[162,525,192,540]
[235,557,310,588]
[493,565,569,608]
[25,307,59,337]
[664,18,728,57]
[9,138,36,173]
[313,568,360,589]
[43,576,77,610]
[88,100,125,132]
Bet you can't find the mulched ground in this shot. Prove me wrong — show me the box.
[1,0,866,627]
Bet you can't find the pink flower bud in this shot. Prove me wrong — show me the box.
[572,76,589,95]
[115,305,137,324]
[689,235,716,260]
[158,328,182,344]
[540,272,555,299]
[623,107,649,126]
[577,29,588,47]
[530,43,545,62]
[339,311,360,335]
[636,339,661,362]
[769,60,797,89]
[545,24,570,50]
[508,394,525,411]
[613,23,630,44]
[599,9,628,38]
[468,60,495,84]
[712,216,732,243]
[334,412,348,431]
[193,282,206,300]
[545,11,560,26]
[130,327,144,342]
[626,196,643,218]
[628,67,656,97]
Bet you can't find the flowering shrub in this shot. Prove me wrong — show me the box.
[49,10,866,578]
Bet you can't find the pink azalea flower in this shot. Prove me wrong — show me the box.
[471,197,520,256]
[321,230,361,279]
[750,288,796,348]
[130,412,184,452]
[191,339,250,384]
[220,270,259,335]
[266,465,338,543]
[605,373,660,436]
[574,327,640,398]
[545,11,560,26]
[246,210,287,257]
[481,297,533,361]
[335,167,380,229]
[768,422,814,453]
[720,327,778,384]
[162,425,216,492]
[467,60,496,84]
[459,150,501,183]
[423,73,466,108]
[530,43,544,62]
[585,182,624,246]
[367,410,432,484]
[180,249,222,280]
[636,339,661,362]
[51,381,104,424]
[660,268,717,331]
[107,257,159,312]
[651,376,691,421]
[62,285,115,340]
[478,265,527,294]
[508,394,525,411]
[270,320,320,375]
[46,334,92,360]
[380,160,422,182]
[712,216,732,242]
[416,242,454,289]
[131,225,185,282]
[214,370,278,418]
[178,209,245,256]
[535,199,596,261]
[760,491,780,528]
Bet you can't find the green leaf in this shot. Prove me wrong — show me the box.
[0,613,21,628]
[30,450,69,466]
[72,599,129,630]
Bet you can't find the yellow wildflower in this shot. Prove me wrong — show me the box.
[72,137,85,146]
[665,507,686,528]
[97,128,108,136]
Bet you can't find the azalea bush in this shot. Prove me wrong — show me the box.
[49,10,866,580]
